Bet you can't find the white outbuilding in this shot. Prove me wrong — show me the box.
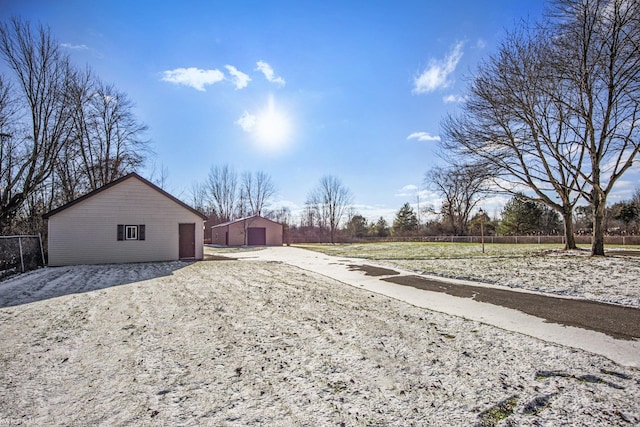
[43,173,206,266]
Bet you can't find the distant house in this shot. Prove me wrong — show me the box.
[211,215,283,246]
[43,173,207,266]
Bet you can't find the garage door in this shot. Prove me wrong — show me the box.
[247,227,266,245]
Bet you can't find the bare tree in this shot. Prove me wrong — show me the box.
[425,163,491,235]
[306,175,353,243]
[548,0,640,255]
[445,0,640,255]
[241,171,277,217]
[268,206,292,226]
[206,164,239,223]
[188,181,209,215]
[147,161,170,190]
[56,67,94,204]
[0,19,75,232]
[441,23,585,249]
[75,80,149,190]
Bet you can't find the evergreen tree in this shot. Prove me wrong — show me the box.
[499,194,542,235]
[614,202,639,226]
[371,216,390,237]
[392,203,418,235]
[346,214,368,238]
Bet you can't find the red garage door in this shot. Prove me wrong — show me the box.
[247,227,266,245]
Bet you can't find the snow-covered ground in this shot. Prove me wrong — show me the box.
[299,244,640,309]
[378,252,640,308]
[1,259,639,425]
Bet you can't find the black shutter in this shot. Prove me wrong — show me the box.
[139,224,145,241]
[117,224,124,241]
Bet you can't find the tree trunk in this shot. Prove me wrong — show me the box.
[561,209,577,250]
[591,190,606,256]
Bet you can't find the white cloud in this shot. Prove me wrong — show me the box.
[161,67,225,91]
[475,39,487,49]
[255,61,286,86]
[399,184,418,194]
[407,132,441,142]
[443,94,465,103]
[60,43,89,50]
[235,111,256,132]
[225,65,251,89]
[413,42,463,94]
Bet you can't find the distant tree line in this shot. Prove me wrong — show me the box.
[196,162,640,244]
[0,18,149,235]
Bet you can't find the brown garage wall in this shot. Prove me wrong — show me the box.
[210,216,283,246]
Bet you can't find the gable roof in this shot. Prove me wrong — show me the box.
[211,215,282,228]
[42,172,207,220]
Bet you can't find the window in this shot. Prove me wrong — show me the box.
[125,225,137,240]
[117,224,146,241]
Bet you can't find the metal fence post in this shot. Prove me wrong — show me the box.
[38,233,46,266]
[18,236,24,272]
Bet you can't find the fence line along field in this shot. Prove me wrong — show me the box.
[1,244,639,425]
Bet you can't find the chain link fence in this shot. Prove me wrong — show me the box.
[0,235,46,279]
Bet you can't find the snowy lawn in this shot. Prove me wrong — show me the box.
[1,259,639,426]
[299,243,640,308]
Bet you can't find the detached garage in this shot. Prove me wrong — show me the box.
[43,173,207,266]
[211,216,283,246]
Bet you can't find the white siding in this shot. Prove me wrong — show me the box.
[47,177,204,266]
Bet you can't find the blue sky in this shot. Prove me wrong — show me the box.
[4,0,635,223]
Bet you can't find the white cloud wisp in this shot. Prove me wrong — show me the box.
[236,111,257,133]
[413,42,463,94]
[60,43,90,50]
[407,132,441,142]
[162,67,225,91]
[225,65,251,89]
[255,61,286,86]
[443,94,465,103]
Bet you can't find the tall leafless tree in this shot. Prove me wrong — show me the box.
[441,20,585,250]
[206,164,239,223]
[241,170,277,217]
[188,181,209,215]
[444,0,640,255]
[425,163,491,236]
[548,0,640,255]
[306,175,353,243]
[76,80,149,190]
[55,67,94,204]
[0,18,75,232]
